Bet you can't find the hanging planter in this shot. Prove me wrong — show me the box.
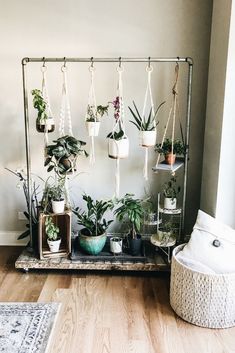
[139,130,157,147]
[155,138,185,165]
[108,135,129,159]
[32,89,55,133]
[86,121,100,137]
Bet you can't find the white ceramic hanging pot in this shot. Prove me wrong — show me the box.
[139,130,157,147]
[108,138,129,159]
[52,199,65,214]
[47,238,61,252]
[164,197,177,210]
[110,237,123,254]
[86,121,100,137]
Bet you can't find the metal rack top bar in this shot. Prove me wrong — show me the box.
[22,57,193,65]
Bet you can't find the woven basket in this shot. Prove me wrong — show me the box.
[170,244,235,328]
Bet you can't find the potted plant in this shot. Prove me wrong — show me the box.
[86,104,109,137]
[45,216,61,252]
[107,96,129,159]
[32,89,55,133]
[128,101,165,147]
[155,138,185,165]
[157,221,176,246]
[45,135,88,175]
[163,176,180,210]
[115,194,144,256]
[73,194,114,255]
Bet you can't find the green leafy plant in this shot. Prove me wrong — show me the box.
[32,89,48,124]
[128,101,165,131]
[41,178,65,213]
[45,216,60,241]
[86,104,109,122]
[114,194,144,239]
[73,195,114,236]
[163,176,181,200]
[45,135,88,175]
[155,138,185,156]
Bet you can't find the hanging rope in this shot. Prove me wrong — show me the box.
[86,59,98,165]
[41,61,53,148]
[154,63,179,175]
[142,59,155,181]
[59,60,73,137]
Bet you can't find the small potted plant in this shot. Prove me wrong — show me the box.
[155,138,185,165]
[157,221,176,246]
[32,89,55,133]
[115,194,144,256]
[45,135,88,175]
[45,216,61,252]
[50,181,65,214]
[86,104,109,137]
[73,194,114,255]
[107,97,129,159]
[128,101,165,147]
[163,176,180,210]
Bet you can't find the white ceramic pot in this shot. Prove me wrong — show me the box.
[164,197,177,210]
[52,199,65,214]
[108,138,129,159]
[139,130,157,147]
[86,121,100,137]
[47,238,61,252]
[110,237,123,254]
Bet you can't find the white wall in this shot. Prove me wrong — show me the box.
[201,0,235,228]
[0,0,213,241]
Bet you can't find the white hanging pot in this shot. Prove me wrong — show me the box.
[47,238,61,252]
[164,197,177,210]
[108,138,129,159]
[86,121,100,137]
[110,237,123,254]
[52,199,65,214]
[139,130,157,147]
[36,116,55,133]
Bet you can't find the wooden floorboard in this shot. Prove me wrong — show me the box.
[0,246,235,353]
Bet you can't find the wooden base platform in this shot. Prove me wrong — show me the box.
[15,237,170,272]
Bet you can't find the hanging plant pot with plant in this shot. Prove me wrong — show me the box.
[129,101,165,147]
[155,138,185,165]
[86,104,109,137]
[73,194,114,255]
[32,89,55,133]
[45,216,61,252]
[115,193,144,256]
[162,176,180,210]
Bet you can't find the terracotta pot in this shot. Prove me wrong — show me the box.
[36,117,55,133]
[139,130,156,147]
[86,121,100,137]
[108,138,129,159]
[165,153,176,165]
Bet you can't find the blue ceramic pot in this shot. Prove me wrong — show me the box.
[79,230,107,255]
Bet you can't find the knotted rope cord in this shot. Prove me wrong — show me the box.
[86,63,97,165]
[154,63,179,175]
[113,63,126,198]
[142,62,155,181]
[59,64,73,137]
[41,63,53,147]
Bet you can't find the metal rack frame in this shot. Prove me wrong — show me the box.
[21,56,193,249]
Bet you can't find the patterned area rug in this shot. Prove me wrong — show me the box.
[0,302,60,353]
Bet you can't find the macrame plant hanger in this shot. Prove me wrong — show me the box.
[142,58,155,181]
[112,59,127,198]
[154,63,179,176]
[41,58,53,149]
[86,58,97,165]
[58,58,74,207]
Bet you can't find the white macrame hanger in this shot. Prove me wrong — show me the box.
[86,58,97,165]
[154,63,179,176]
[59,58,73,137]
[142,58,155,181]
[113,58,125,198]
[41,59,53,147]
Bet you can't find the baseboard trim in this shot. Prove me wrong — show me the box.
[0,231,29,246]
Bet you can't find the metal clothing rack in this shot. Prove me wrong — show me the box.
[21,56,193,249]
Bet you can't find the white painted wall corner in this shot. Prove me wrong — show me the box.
[0,231,29,246]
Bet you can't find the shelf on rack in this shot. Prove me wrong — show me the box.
[150,234,176,248]
[159,207,182,215]
[152,158,184,173]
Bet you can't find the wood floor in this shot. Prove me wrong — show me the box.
[0,247,235,353]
